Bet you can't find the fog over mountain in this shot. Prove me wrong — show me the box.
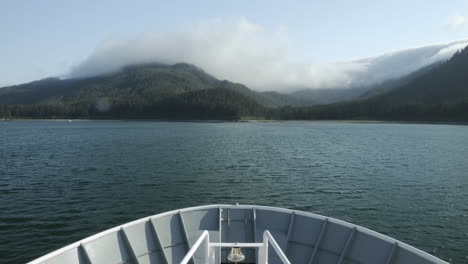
[70,18,468,92]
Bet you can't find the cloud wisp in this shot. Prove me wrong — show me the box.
[446,14,467,28]
[70,18,468,91]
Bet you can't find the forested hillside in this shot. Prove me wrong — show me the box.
[277,47,468,122]
[0,63,272,119]
[1,47,468,122]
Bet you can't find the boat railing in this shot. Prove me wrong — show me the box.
[180,229,291,264]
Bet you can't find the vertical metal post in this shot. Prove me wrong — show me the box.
[258,231,269,264]
[204,233,210,264]
[253,209,258,263]
[258,245,265,264]
[218,207,222,264]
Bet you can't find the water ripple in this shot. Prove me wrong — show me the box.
[0,121,467,263]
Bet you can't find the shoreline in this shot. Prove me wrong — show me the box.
[245,119,468,125]
[2,118,467,126]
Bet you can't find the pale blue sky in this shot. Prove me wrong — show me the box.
[1,0,468,87]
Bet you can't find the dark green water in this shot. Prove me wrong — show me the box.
[1,121,467,263]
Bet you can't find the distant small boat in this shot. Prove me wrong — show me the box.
[27,204,448,264]
[67,120,72,122]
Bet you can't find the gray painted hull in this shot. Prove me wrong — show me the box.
[28,204,448,264]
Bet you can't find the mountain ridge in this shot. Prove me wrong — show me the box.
[1,47,468,121]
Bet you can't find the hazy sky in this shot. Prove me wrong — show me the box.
[2,0,468,89]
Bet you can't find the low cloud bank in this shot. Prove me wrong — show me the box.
[70,18,468,91]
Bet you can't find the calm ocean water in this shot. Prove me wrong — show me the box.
[0,121,467,263]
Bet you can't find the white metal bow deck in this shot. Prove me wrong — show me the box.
[28,204,448,264]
